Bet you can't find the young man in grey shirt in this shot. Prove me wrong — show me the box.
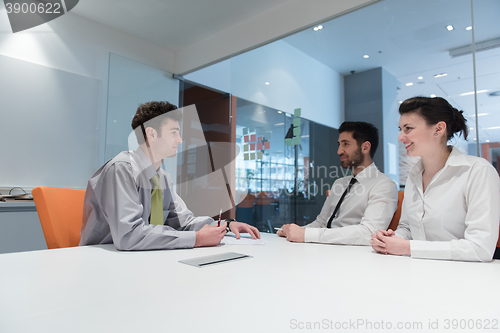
[80,101,259,250]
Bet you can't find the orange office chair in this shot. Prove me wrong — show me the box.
[32,186,86,249]
[387,191,404,231]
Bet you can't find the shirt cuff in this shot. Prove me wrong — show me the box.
[410,240,452,260]
[176,231,197,249]
[304,228,321,243]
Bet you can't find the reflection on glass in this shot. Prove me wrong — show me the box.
[235,98,285,231]
[234,97,339,231]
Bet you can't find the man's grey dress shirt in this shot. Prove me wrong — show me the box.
[79,148,213,250]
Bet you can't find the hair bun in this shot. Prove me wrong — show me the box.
[399,96,468,141]
[450,108,467,138]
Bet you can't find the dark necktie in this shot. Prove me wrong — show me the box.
[326,177,358,228]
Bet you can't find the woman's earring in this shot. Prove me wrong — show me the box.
[434,133,438,136]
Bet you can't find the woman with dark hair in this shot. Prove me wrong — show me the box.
[371,96,500,262]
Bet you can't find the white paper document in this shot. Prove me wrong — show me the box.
[220,234,268,245]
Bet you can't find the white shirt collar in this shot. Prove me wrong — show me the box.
[409,146,470,183]
[353,162,378,183]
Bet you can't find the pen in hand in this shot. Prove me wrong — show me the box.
[217,209,222,227]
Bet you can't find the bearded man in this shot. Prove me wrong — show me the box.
[278,121,398,245]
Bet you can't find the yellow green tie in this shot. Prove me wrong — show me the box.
[150,174,164,226]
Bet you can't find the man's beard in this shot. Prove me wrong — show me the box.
[340,146,363,170]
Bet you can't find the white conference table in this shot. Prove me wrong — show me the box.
[1,233,499,333]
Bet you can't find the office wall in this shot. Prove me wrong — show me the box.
[0,10,175,80]
[186,40,344,129]
[0,54,100,188]
[0,207,46,254]
[0,10,176,189]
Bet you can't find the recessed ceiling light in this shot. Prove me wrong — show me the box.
[399,101,403,104]
[469,127,474,130]
[486,126,500,130]
[478,113,489,116]
[363,55,369,58]
[277,111,282,113]
[430,94,437,98]
[446,25,454,31]
[466,26,472,31]
[460,89,488,96]
[313,25,323,31]
[406,82,413,86]
[434,73,448,78]
[265,82,270,85]
[486,140,490,142]
[418,76,423,80]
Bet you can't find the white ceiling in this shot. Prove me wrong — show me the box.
[283,0,500,143]
[71,0,500,143]
[71,0,291,50]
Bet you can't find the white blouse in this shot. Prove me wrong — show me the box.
[395,147,500,262]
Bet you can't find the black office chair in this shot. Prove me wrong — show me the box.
[255,192,276,233]
[235,193,256,226]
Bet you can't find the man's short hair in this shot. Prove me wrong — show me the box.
[338,121,379,158]
[131,101,183,144]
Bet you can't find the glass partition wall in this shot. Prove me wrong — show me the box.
[281,0,500,186]
[177,81,234,221]
[109,0,500,233]
[182,0,500,231]
[234,99,284,231]
[473,1,500,169]
[233,98,340,232]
